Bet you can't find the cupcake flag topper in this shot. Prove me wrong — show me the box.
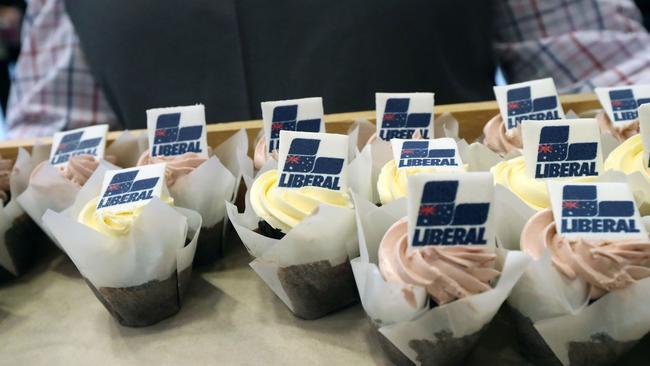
[640,104,650,168]
[261,97,325,154]
[595,84,650,125]
[494,77,564,133]
[390,137,463,171]
[49,124,109,167]
[521,119,603,180]
[276,130,349,192]
[95,163,167,213]
[146,104,208,159]
[407,172,495,248]
[547,182,647,240]
[375,92,434,141]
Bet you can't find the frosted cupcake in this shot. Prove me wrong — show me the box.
[17,125,113,229]
[485,78,565,156]
[43,164,202,327]
[230,130,360,319]
[255,97,325,170]
[351,172,530,366]
[508,181,650,365]
[0,155,13,203]
[140,105,245,265]
[604,104,650,184]
[594,86,648,142]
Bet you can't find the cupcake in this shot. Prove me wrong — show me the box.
[0,145,51,280]
[507,181,650,366]
[351,172,530,366]
[255,97,325,170]
[596,110,639,142]
[482,114,523,156]
[594,86,648,142]
[42,163,202,327]
[0,154,13,203]
[604,103,650,182]
[229,130,363,319]
[485,78,565,156]
[16,125,114,247]
[140,105,246,265]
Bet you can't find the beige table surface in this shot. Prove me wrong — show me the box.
[1,233,648,366]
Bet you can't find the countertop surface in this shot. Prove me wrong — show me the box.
[1,231,649,366]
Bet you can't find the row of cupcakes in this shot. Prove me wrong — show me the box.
[229,81,650,365]
[1,104,251,326]
[2,77,650,364]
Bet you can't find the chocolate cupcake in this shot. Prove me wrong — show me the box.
[351,172,531,365]
[42,164,202,327]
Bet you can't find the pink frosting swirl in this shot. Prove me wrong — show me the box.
[61,155,102,186]
[596,110,639,142]
[253,138,279,170]
[137,150,208,187]
[521,209,650,299]
[30,154,114,187]
[378,217,500,306]
[482,114,522,156]
[0,155,13,202]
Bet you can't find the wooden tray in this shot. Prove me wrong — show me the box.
[0,93,600,159]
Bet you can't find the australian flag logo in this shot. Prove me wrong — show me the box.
[379,98,431,140]
[102,171,159,198]
[412,180,490,246]
[536,126,597,163]
[55,131,102,155]
[562,185,634,218]
[560,185,639,234]
[282,138,343,175]
[153,112,202,145]
[51,131,103,165]
[535,125,598,178]
[400,141,455,159]
[268,105,321,152]
[398,141,457,168]
[507,86,557,117]
[416,181,489,227]
[609,89,650,122]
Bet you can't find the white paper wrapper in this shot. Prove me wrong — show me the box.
[502,180,650,365]
[212,128,253,199]
[347,118,377,154]
[433,112,460,141]
[507,242,650,366]
[42,165,202,326]
[226,178,359,319]
[350,192,531,365]
[0,146,54,277]
[105,130,148,168]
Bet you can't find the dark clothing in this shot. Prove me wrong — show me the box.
[65,0,496,128]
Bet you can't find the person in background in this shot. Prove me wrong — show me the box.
[5,0,650,139]
[636,0,650,29]
[0,0,22,115]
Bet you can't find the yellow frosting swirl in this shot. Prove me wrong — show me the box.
[78,195,174,237]
[492,156,594,210]
[250,170,353,233]
[604,134,650,183]
[377,160,466,205]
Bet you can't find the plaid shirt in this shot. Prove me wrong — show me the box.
[6,0,650,138]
